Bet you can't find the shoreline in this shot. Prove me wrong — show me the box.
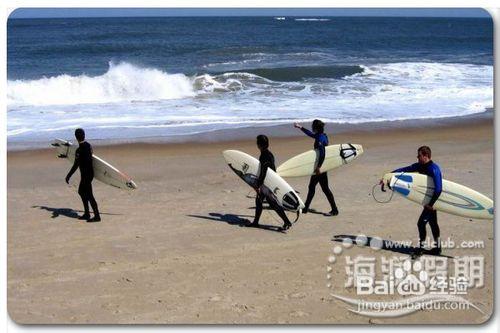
[6,109,494,152]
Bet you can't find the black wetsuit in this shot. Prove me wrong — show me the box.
[393,161,443,249]
[254,149,291,226]
[68,141,100,218]
[300,128,338,213]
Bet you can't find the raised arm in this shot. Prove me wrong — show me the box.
[294,122,315,138]
[300,127,315,138]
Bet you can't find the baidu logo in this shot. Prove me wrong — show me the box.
[326,235,485,318]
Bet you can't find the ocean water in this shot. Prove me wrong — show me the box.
[7,16,494,147]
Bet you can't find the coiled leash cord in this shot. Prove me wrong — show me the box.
[371,172,406,204]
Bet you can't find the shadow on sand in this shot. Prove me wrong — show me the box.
[306,208,332,216]
[332,234,453,259]
[187,213,286,233]
[32,205,121,220]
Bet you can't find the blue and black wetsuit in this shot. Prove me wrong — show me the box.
[67,141,100,219]
[253,149,291,227]
[300,127,338,214]
[393,161,442,248]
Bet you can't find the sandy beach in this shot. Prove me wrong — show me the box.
[7,117,494,324]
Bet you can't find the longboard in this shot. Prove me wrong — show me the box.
[382,172,493,220]
[51,139,138,190]
[223,150,304,212]
[277,143,363,177]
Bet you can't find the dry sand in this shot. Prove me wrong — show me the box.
[7,118,494,324]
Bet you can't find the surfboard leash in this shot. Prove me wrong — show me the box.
[371,172,406,204]
[371,183,394,203]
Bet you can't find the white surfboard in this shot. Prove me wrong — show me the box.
[382,172,493,220]
[51,139,138,190]
[223,150,304,212]
[277,143,363,178]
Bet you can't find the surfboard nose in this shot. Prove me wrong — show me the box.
[222,150,240,167]
[222,150,237,160]
[127,181,138,190]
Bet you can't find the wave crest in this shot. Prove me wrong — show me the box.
[217,65,364,82]
[7,62,196,106]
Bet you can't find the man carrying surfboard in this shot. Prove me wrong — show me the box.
[65,128,101,222]
[251,135,293,230]
[390,146,442,255]
[294,120,339,216]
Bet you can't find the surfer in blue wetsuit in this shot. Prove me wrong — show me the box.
[294,120,339,216]
[65,128,101,222]
[251,135,292,230]
[391,146,442,255]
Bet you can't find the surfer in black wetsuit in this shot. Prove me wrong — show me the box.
[389,146,442,255]
[294,120,339,216]
[65,128,101,222]
[251,135,292,230]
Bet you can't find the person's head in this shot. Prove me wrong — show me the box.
[312,119,325,134]
[256,134,269,151]
[75,128,85,143]
[417,146,432,164]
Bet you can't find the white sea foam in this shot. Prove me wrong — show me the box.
[7,61,493,146]
[7,62,195,106]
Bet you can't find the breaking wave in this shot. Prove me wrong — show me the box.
[7,62,196,106]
